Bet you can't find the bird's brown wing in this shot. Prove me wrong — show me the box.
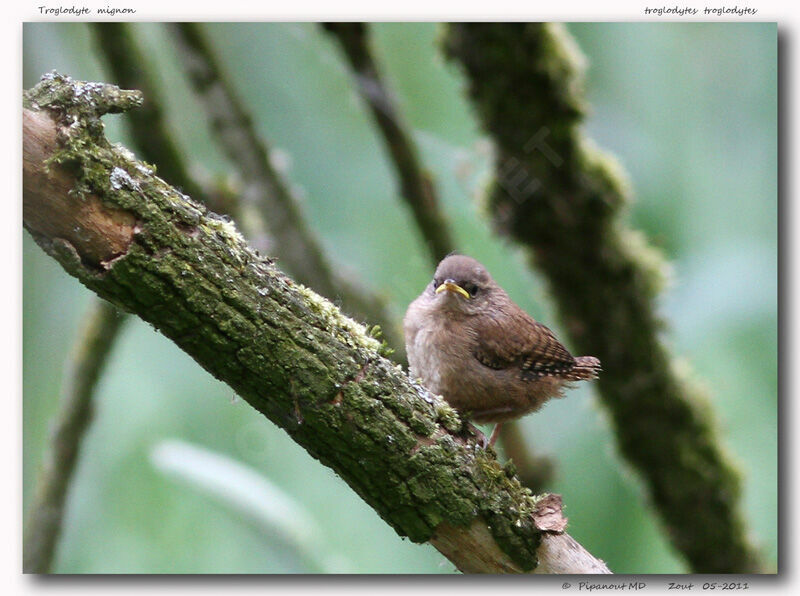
[472,312,576,380]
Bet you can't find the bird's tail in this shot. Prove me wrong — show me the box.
[567,356,602,381]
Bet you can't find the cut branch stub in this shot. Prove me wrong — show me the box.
[532,493,568,533]
[22,108,137,268]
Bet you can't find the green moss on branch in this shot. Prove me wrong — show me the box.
[443,23,762,573]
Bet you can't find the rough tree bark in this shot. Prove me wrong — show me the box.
[22,73,610,574]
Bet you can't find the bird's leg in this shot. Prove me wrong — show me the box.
[470,406,515,448]
[488,423,504,447]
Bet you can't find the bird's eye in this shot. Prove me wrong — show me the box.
[432,278,440,289]
[463,283,479,297]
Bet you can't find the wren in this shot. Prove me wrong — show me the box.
[404,255,601,446]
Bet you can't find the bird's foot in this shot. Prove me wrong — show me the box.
[488,423,504,447]
[465,421,503,448]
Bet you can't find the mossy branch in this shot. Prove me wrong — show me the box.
[443,23,763,573]
[22,73,610,574]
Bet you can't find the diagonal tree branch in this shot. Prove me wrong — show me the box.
[443,22,763,573]
[22,73,610,574]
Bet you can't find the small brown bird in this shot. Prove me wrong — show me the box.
[404,255,600,446]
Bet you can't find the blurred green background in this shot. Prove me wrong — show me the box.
[23,23,777,573]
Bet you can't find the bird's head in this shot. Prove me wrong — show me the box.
[427,254,496,316]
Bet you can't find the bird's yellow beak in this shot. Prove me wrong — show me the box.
[435,280,470,300]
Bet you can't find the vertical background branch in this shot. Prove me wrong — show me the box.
[23,301,126,573]
[322,22,455,264]
[443,22,765,573]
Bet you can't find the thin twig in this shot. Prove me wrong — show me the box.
[23,300,126,573]
[323,23,456,264]
[167,23,405,361]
